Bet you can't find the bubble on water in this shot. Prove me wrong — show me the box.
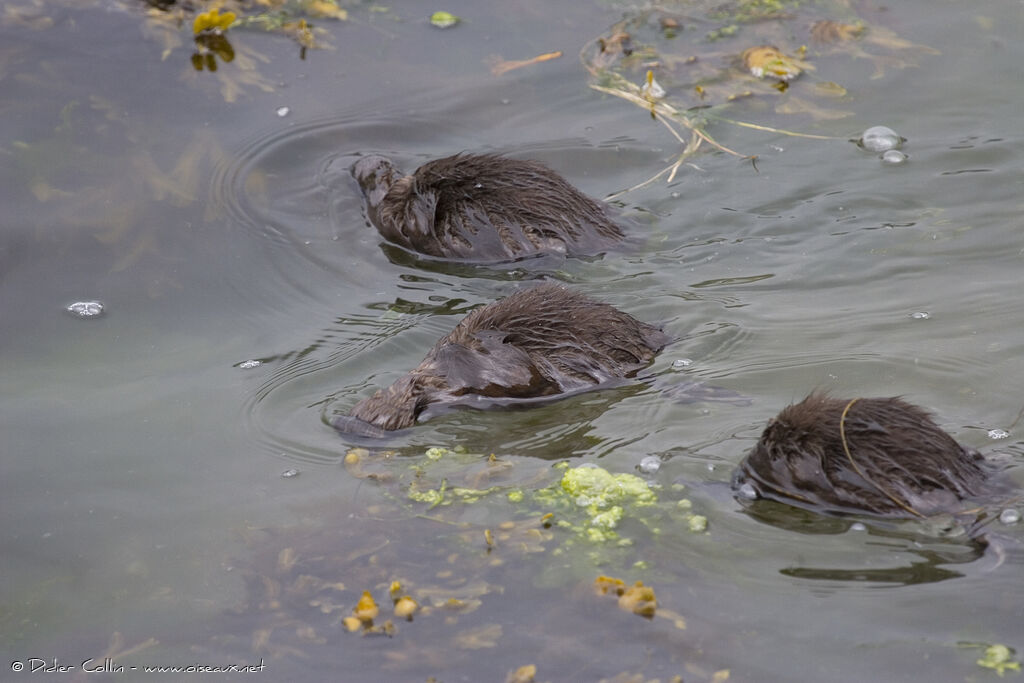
[910,311,930,320]
[850,522,867,532]
[638,456,661,474]
[858,125,904,152]
[236,359,262,369]
[737,482,758,500]
[999,508,1020,525]
[281,468,300,478]
[988,428,1010,440]
[276,106,290,117]
[66,301,105,318]
[881,149,909,164]
[672,358,693,370]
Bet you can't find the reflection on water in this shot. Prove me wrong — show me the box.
[3,0,1024,680]
[741,500,990,586]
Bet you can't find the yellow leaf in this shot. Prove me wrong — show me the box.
[617,581,657,618]
[354,590,379,622]
[594,575,625,596]
[193,9,235,35]
[394,596,419,619]
[742,45,803,82]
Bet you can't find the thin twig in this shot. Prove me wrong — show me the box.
[708,115,841,140]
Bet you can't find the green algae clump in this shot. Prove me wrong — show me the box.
[977,644,1021,676]
[556,465,657,540]
[560,465,656,510]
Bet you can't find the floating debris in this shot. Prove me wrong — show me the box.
[910,311,930,320]
[393,596,419,620]
[236,359,262,369]
[742,46,804,82]
[594,575,626,595]
[672,358,693,369]
[67,301,105,318]
[280,468,300,479]
[618,581,658,618]
[193,8,236,35]
[594,576,657,618]
[976,644,1021,676]
[561,465,656,508]
[988,429,1010,440]
[641,70,667,100]
[686,514,708,533]
[276,106,290,117]
[999,509,1020,525]
[488,51,562,76]
[355,590,379,621]
[430,11,460,29]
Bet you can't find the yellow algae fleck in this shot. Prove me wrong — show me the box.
[594,575,626,596]
[354,590,379,622]
[394,596,419,620]
[506,664,537,683]
[618,581,657,618]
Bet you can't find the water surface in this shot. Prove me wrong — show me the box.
[2,1,1023,681]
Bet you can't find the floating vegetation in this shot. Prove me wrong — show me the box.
[193,8,236,35]
[191,33,236,72]
[967,643,1022,677]
[218,445,712,667]
[579,1,941,192]
[8,100,230,292]
[740,45,806,82]
[595,575,657,617]
[0,0,356,99]
[594,576,688,629]
[429,11,459,29]
[506,664,537,683]
[344,444,708,552]
[393,596,419,620]
[487,51,563,76]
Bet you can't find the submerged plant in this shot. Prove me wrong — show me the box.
[579,2,940,194]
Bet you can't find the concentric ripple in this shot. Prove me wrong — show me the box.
[216,98,675,466]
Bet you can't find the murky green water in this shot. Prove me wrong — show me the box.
[2,0,1023,681]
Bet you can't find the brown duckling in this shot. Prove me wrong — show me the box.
[733,393,995,518]
[351,153,624,262]
[333,284,668,436]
